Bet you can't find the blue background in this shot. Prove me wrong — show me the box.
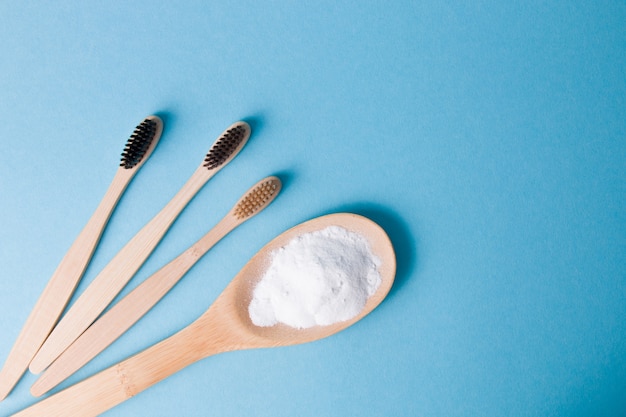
[1,1,625,416]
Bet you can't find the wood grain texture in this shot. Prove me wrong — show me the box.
[31,177,281,396]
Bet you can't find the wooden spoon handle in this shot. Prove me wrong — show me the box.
[0,169,134,401]
[32,175,281,395]
[16,322,217,417]
[30,169,212,374]
[31,216,235,396]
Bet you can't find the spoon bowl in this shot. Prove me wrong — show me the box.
[15,213,396,417]
[221,212,396,347]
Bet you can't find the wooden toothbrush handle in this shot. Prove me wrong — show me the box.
[30,168,212,374]
[16,322,218,417]
[32,217,236,396]
[0,169,134,401]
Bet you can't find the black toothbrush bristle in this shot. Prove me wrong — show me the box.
[120,118,158,169]
[203,124,247,170]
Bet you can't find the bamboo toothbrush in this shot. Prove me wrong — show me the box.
[12,213,396,417]
[29,121,251,374]
[0,116,163,401]
[31,176,281,396]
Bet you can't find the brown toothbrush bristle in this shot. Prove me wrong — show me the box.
[120,118,158,169]
[233,178,280,220]
[203,124,248,170]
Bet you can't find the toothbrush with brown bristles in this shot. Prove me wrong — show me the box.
[0,116,163,401]
[31,176,281,397]
[29,121,251,374]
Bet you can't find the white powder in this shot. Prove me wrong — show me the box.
[248,225,381,328]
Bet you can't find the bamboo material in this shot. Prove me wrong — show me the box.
[31,176,281,396]
[14,213,396,417]
[29,121,251,375]
[0,116,163,401]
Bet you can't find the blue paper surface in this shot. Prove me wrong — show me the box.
[0,1,624,416]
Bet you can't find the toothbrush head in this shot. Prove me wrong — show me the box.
[233,176,281,220]
[203,122,250,171]
[120,117,161,169]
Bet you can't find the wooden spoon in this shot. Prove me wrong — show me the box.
[13,213,396,417]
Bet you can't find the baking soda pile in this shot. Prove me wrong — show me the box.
[248,226,381,329]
